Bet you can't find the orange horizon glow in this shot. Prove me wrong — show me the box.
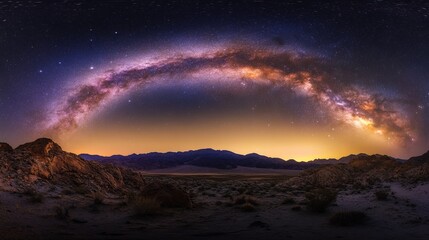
[52,113,407,162]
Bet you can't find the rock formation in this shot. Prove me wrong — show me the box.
[0,138,145,194]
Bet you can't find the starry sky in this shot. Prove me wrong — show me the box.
[1,1,429,161]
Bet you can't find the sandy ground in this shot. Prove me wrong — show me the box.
[0,175,428,240]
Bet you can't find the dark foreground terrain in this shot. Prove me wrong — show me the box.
[1,139,429,240]
[1,175,428,240]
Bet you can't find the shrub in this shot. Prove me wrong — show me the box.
[233,195,258,206]
[140,182,192,208]
[375,190,388,201]
[291,205,302,211]
[126,192,138,205]
[240,203,256,212]
[223,193,232,199]
[54,206,69,220]
[282,197,296,205]
[305,188,337,213]
[133,197,161,217]
[92,192,104,205]
[230,195,259,211]
[24,188,44,203]
[237,188,246,194]
[330,211,367,226]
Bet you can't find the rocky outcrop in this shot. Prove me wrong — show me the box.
[0,142,13,153]
[281,153,429,189]
[408,151,429,164]
[0,138,145,194]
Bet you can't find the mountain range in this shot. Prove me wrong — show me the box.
[79,149,410,171]
[1,138,428,192]
[80,149,311,170]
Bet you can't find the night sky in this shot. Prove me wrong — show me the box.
[1,1,429,161]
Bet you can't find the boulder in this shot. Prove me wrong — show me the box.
[0,142,13,153]
[15,138,62,156]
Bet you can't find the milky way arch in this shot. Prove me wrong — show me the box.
[42,42,415,144]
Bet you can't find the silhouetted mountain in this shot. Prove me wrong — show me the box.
[80,149,315,170]
[307,158,338,164]
[307,153,405,165]
[408,150,429,164]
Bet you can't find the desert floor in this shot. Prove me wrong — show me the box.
[0,174,428,240]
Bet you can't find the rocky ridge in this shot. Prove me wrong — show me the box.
[282,154,429,189]
[0,138,145,194]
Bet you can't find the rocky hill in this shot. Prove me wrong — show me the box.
[0,138,145,194]
[307,153,405,165]
[282,153,429,189]
[408,150,429,164]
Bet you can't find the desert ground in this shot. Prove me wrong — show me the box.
[1,139,429,240]
[1,173,428,240]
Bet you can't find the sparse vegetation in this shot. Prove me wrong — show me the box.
[240,203,257,212]
[330,211,367,226]
[233,195,259,206]
[305,188,337,213]
[375,190,389,201]
[229,194,259,211]
[133,197,162,217]
[126,191,138,204]
[54,206,70,220]
[282,197,296,205]
[291,205,302,211]
[24,188,44,203]
[92,192,104,205]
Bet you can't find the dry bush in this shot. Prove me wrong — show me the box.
[291,205,302,211]
[305,188,337,213]
[240,203,256,212]
[24,188,44,203]
[230,194,259,212]
[375,190,389,201]
[330,211,367,226]
[282,197,296,205]
[92,192,104,205]
[126,191,138,204]
[54,206,69,220]
[233,195,259,206]
[133,197,161,217]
